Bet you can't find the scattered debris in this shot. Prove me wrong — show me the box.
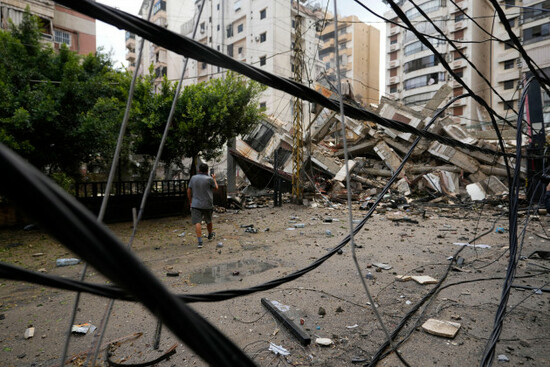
[396,275,438,284]
[56,258,81,267]
[24,327,34,339]
[71,323,96,335]
[497,354,510,362]
[268,343,290,356]
[315,337,333,346]
[422,318,461,338]
[261,298,311,346]
[372,263,392,270]
[453,243,491,249]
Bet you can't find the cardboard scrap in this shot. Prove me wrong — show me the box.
[422,318,461,338]
[395,275,438,284]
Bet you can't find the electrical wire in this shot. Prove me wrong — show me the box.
[479,76,536,367]
[51,0,512,159]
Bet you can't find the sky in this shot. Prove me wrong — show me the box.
[96,0,389,90]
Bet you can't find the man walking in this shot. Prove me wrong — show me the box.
[187,163,218,248]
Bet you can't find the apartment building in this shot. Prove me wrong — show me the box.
[384,0,549,127]
[0,0,95,55]
[180,0,324,124]
[385,0,494,126]
[318,14,380,106]
[127,0,194,87]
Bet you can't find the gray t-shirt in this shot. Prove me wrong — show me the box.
[189,173,216,209]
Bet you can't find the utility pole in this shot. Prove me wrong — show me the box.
[292,12,304,204]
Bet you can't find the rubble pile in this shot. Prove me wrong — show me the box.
[229,84,519,206]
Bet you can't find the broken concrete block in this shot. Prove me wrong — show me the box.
[334,159,357,182]
[423,173,442,193]
[411,275,438,284]
[483,176,508,195]
[24,327,34,339]
[466,183,486,201]
[428,142,479,173]
[439,171,459,194]
[374,141,406,174]
[422,318,461,338]
[468,169,488,183]
[443,124,477,145]
[396,178,411,196]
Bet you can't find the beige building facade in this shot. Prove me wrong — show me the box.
[319,15,380,106]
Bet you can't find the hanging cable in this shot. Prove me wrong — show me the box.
[50,0,511,158]
[480,77,536,367]
[59,2,155,366]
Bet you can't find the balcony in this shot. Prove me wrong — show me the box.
[452,20,466,32]
[126,50,136,62]
[389,43,400,52]
[125,32,136,48]
[452,58,466,68]
[389,26,400,36]
[389,76,400,84]
[388,59,400,68]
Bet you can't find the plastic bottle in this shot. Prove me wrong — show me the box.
[56,258,80,267]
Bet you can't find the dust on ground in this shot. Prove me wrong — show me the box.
[0,203,549,366]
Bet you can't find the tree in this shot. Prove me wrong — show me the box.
[0,9,134,179]
[132,72,266,171]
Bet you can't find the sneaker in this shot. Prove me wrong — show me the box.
[197,243,203,248]
[208,232,215,240]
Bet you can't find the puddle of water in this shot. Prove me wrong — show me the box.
[189,259,277,284]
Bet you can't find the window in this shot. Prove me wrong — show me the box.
[403,91,437,106]
[237,23,243,33]
[238,46,243,55]
[227,44,234,57]
[259,102,267,110]
[201,62,207,70]
[234,0,241,11]
[389,85,398,93]
[508,18,515,27]
[453,106,464,116]
[503,80,515,90]
[504,59,515,69]
[405,0,445,20]
[454,68,464,78]
[390,35,398,44]
[523,23,550,44]
[217,24,220,31]
[339,42,347,49]
[390,68,397,77]
[504,100,515,110]
[260,32,266,42]
[454,49,466,60]
[274,147,291,168]
[226,24,233,38]
[292,19,295,28]
[404,55,439,73]
[260,56,266,66]
[200,22,206,33]
[260,8,267,19]
[403,72,443,90]
[390,51,397,61]
[453,29,464,40]
[152,0,166,15]
[54,29,71,46]
[522,1,550,23]
[455,13,464,22]
[403,37,444,55]
[243,121,274,152]
[217,3,220,10]
[504,39,514,49]
[504,0,514,9]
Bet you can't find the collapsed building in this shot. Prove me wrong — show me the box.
[229,83,519,204]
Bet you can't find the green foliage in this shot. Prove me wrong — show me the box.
[1,9,265,182]
[133,71,266,167]
[0,9,132,179]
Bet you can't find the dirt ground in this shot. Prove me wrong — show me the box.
[0,200,549,367]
